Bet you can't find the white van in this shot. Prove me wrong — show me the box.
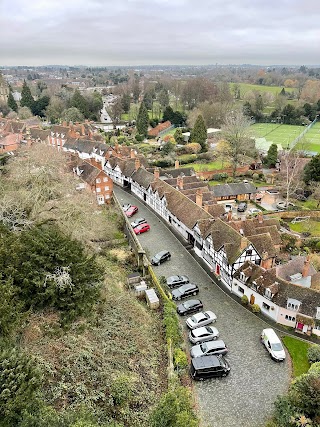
[261,328,286,361]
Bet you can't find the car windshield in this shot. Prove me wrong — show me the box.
[200,343,208,352]
[271,343,283,351]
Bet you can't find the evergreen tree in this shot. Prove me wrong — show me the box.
[190,114,207,151]
[136,102,149,136]
[70,89,89,118]
[7,90,18,112]
[174,128,184,144]
[20,80,34,111]
[266,143,278,167]
[143,91,153,110]
[163,106,174,123]
[121,93,131,113]
[304,154,320,184]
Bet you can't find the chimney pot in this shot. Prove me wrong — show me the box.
[177,175,184,190]
[175,159,180,169]
[258,212,263,224]
[135,158,140,171]
[196,188,203,207]
[154,167,160,180]
[302,255,310,278]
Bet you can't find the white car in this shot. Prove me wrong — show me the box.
[248,208,262,215]
[186,311,217,330]
[276,201,295,210]
[224,204,233,212]
[189,326,219,344]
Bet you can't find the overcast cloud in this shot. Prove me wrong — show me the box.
[0,0,319,66]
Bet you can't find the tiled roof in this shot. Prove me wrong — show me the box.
[131,168,155,188]
[148,120,171,136]
[63,139,109,155]
[76,162,101,185]
[160,167,195,178]
[230,218,281,246]
[29,128,50,141]
[276,256,317,282]
[247,233,277,259]
[211,182,257,198]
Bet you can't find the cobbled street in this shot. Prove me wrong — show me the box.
[115,186,290,427]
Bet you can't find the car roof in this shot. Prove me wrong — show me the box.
[262,328,281,342]
[183,299,200,306]
[193,326,217,336]
[191,355,221,369]
[203,340,226,350]
[157,250,169,256]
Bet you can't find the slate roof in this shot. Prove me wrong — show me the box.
[235,261,320,318]
[131,168,155,188]
[211,182,257,198]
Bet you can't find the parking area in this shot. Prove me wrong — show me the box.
[115,186,290,427]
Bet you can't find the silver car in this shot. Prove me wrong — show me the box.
[190,340,228,358]
[189,326,220,344]
[186,311,217,329]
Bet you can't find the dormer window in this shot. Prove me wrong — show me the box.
[264,288,272,299]
[287,298,301,311]
[240,272,246,282]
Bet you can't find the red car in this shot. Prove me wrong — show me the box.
[133,223,150,235]
[125,206,138,217]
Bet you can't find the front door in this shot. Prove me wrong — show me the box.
[250,294,255,305]
[215,264,220,275]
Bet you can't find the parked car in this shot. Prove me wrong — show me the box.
[166,275,189,288]
[266,189,279,195]
[190,355,230,380]
[131,218,147,228]
[122,203,131,212]
[237,202,247,212]
[151,250,171,266]
[125,206,138,217]
[171,283,199,301]
[247,208,262,215]
[189,325,220,344]
[186,311,217,329]
[133,223,150,235]
[177,299,203,316]
[261,328,286,361]
[276,201,295,210]
[190,339,228,358]
[224,204,233,212]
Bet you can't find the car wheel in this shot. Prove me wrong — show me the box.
[192,291,197,296]
[222,373,227,377]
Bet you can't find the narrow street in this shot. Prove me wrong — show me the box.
[114,186,290,427]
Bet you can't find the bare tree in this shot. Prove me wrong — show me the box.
[221,110,256,177]
[278,150,305,206]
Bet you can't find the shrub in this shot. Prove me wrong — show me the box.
[212,172,228,181]
[135,134,144,142]
[307,345,320,363]
[252,173,259,181]
[316,241,320,252]
[163,302,182,347]
[184,143,202,154]
[251,304,261,313]
[241,295,249,305]
[177,154,198,165]
[198,152,214,161]
[152,158,174,168]
[226,177,234,183]
[173,348,188,370]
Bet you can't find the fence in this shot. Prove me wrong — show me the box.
[291,116,318,149]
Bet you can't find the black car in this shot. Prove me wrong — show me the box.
[131,217,147,228]
[151,250,171,266]
[166,275,190,288]
[190,355,230,380]
[171,283,199,301]
[177,299,203,316]
[237,202,247,212]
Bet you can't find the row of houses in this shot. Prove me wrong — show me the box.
[102,155,320,337]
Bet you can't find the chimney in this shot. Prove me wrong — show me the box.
[196,188,203,207]
[177,175,184,190]
[135,158,140,171]
[203,202,209,212]
[175,159,180,169]
[154,167,160,180]
[75,131,80,138]
[302,255,310,278]
[130,148,136,159]
[62,121,67,127]
[240,237,248,251]
[81,124,85,135]
[258,212,263,224]
[227,210,232,222]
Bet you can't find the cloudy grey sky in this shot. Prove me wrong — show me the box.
[0,0,319,66]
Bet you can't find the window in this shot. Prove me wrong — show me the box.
[104,186,109,191]
[96,188,101,193]
[96,178,101,183]
[262,302,270,311]
[103,177,108,182]
[285,315,295,322]
[265,288,272,299]
[246,249,252,256]
[238,286,244,294]
[105,194,110,199]
[287,303,299,311]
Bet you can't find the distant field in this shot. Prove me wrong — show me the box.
[231,83,297,96]
[251,123,302,150]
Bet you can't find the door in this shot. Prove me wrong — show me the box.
[250,294,255,305]
[215,264,220,275]
[296,322,303,331]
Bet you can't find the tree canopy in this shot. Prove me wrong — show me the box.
[136,102,149,136]
[7,91,18,112]
[190,114,207,151]
[304,154,320,184]
[20,81,34,110]
[266,143,278,167]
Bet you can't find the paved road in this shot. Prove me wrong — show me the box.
[115,187,290,427]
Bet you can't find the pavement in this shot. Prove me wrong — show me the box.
[114,186,290,427]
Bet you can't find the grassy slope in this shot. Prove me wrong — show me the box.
[289,219,320,236]
[180,160,230,171]
[22,252,166,426]
[282,336,310,377]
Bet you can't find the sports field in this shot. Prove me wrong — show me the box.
[251,123,303,151]
[303,122,320,154]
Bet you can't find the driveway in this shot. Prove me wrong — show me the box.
[115,187,290,427]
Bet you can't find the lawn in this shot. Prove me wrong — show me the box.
[282,336,310,377]
[180,160,230,171]
[231,83,297,96]
[288,219,320,237]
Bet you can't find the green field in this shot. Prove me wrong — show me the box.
[251,123,303,150]
[180,160,229,171]
[231,83,297,96]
